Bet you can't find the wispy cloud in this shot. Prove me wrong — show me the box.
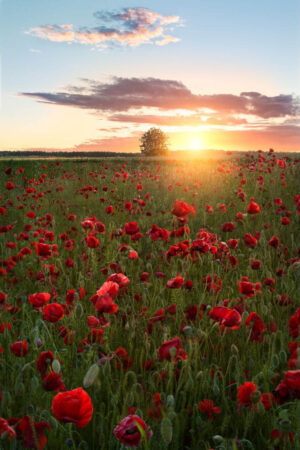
[21,76,300,119]
[29,48,42,53]
[27,24,75,43]
[108,113,248,126]
[25,8,181,48]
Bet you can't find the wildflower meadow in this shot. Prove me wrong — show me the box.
[0,150,299,449]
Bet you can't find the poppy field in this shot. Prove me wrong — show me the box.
[0,150,299,449]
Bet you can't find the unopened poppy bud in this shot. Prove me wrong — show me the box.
[277,418,291,432]
[213,435,224,444]
[74,302,84,319]
[52,359,61,373]
[279,350,287,363]
[183,326,194,336]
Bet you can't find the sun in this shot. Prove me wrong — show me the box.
[188,137,202,151]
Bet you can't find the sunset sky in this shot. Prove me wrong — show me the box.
[1,0,299,152]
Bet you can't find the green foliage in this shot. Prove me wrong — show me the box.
[140,127,169,156]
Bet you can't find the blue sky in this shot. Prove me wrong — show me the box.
[1,0,299,151]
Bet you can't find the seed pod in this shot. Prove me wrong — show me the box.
[52,359,61,373]
[83,363,99,388]
[166,395,175,408]
[30,376,39,392]
[279,350,287,363]
[74,302,84,319]
[161,418,172,444]
[213,435,224,444]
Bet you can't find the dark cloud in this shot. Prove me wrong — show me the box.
[21,76,299,119]
[241,92,299,118]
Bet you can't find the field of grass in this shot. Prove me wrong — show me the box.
[0,151,299,449]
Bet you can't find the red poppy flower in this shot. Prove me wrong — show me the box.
[283,370,300,391]
[288,308,300,338]
[166,274,185,289]
[87,315,100,329]
[86,235,99,248]
[245,312,265,342]
[95,294,118,315]
[10,340,28,357]
[251,259,261,270]
[158,337,184,361]
[198,399,221,420]
[128,250,138,260]
[51,387,93,428]
[237,381,258,406]
[105,205,114,214]
[221,308,241,329]
[88,328,104,343]
[246,201,260,214]
[36,351,54,378]
[42,303,64,323]
[238,280,261,298]
[113,415,152,448]
[260,393,274,410]
[96,281,119,300]
[222,222,235,232]
[124,201,132,211]
[125,222,140,235]
[228,238,238,249]
[28,292,50,308]
[0,417,16,439]
[17,415,50,449]
[5,182,15,190]
[43,372,65,392]
[244,233,257,248]
[35,243,52,258]
[171,200,195,218]
[268,235,279,248]
[107,273,130,287]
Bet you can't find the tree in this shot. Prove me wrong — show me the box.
[139,128,169,156]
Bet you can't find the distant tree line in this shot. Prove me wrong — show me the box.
[0,151,141,158]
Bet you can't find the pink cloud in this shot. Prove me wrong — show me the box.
[26,8,181,48]
[26,24,74,42]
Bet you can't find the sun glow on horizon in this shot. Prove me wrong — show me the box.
[188,137,203,151]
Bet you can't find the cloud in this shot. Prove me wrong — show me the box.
[29,48,42,53]
[26,24,75,43]
[21,76,299,119]
[108,113,248,126]
[240,92,299,118]
[25,8,181,48]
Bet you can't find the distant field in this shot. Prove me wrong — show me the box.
[0,151,299,449]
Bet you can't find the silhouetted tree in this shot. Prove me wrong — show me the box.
[139,128,169,156]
